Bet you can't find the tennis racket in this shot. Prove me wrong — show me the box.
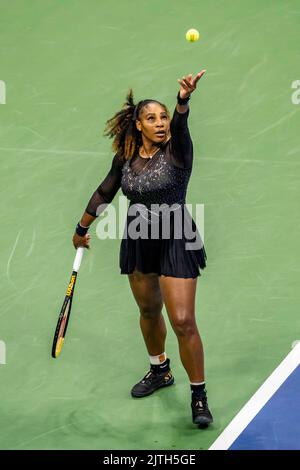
[51,247,85,358]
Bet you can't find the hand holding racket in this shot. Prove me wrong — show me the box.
[51,247,85,358]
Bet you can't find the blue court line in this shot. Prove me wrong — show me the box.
[210,342,300,450]
[230,364,300,449]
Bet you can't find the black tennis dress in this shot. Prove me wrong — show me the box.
[85,108,206,278]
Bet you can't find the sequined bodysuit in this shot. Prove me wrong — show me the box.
[85,107,206,277]
[85,108,193,216]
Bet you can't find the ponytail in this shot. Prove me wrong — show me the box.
[104,89,141,160]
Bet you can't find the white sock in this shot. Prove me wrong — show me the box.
[190,381,205,386]
[149,352,167,365]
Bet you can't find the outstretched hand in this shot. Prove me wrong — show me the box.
[177,70,206,99]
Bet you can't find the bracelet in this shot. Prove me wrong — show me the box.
[75,222,89,237]
[177,92,191,105]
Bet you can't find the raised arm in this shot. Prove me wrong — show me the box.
[73,153,123,248]
[170,70,206,169]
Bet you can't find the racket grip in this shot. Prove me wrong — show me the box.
[73,247,84,272]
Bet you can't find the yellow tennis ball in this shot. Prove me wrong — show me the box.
[186,28,200,42]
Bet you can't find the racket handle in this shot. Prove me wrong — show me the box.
[73,247,84,272]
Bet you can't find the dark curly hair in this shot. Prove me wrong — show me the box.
[104,89,169,160]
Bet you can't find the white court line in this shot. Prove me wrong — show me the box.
[6,230,22,282]
[1,147,300,166]
[26,228,36,258]
[249,108,298,140]
[0,147,106,156]
[209,341,300,450]
[0,146,282,164]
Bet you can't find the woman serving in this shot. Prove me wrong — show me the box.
[73,71,213,427]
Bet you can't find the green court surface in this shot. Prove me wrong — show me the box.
[0,0,299,450]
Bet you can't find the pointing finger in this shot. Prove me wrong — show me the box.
[192,70,206,86]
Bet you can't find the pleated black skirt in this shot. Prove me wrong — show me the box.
[119,204,207,279]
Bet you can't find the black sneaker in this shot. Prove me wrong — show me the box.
[191,392,213,427]
[131,359,174,398]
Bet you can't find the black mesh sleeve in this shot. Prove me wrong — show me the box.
[169,108,193,170]
[85,153,123,217]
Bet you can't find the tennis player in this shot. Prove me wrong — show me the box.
[73,71,213,427]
